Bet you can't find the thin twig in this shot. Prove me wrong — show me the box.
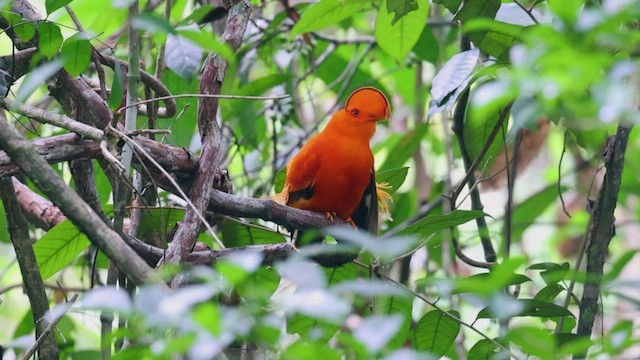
[22,294,79,360]
[512,0,539,24]
[116,93,290,114]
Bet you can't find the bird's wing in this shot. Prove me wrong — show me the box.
[350,168,378,234]
[268,143,322,206]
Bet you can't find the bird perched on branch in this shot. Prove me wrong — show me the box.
[269,86,392,266]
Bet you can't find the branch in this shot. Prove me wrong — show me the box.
[0,113,165,287]
[576,124,633,353]
[11,177,65,230]
[1,97,103,140]
[0,178,59,360]
[163,0,251,266]
[0,134,101,177]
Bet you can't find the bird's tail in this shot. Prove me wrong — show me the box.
[265,185,290,205]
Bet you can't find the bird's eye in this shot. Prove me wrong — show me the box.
[351,109,360,116]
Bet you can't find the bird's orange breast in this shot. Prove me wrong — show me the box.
[286,134,373,218]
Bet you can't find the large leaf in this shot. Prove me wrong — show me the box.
[508,185,564,242]
[375,295,413,349]
[429,48,480,116]
[108,57,124,111]
[164,33,204,80]
[379,123,428,172]
[60,33,92,77]
[376,167,409,194]
[463,82,513,176]
[433,0,462,14]
[291,0,372,36]
[468,339,499,360]
[46,0,72,14]
[38,22,63,59]
[34,220,92,280]
[477,299,574,319]
[2,11,36,42]
[138,208,186,239]
[413,310,460,356]
[454,0,500,22]
[454,273,531,295]
[412,26,439,64]
[463,18,524,61]
[221,220,285,247]
[395,209,485,239]
[375,0,429,62]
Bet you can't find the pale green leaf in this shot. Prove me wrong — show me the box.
[291,0,372,36]
[414,310,460,356]
[34,220,92,280]
[60,33,92,77]
[375,0,429,62]
[38,22,63,59]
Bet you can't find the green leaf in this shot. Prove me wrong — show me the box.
[177,28,234,62]
[379,123,427,172]
[37,22,63,59]
[291,0,372,36]
[236,267,280,302]
[165,33,203,80]
[386,0,419,26]
[477,299,574,319]
[433,0,462,14]
[0,201,9,243]
[282,341,341,360]
[45,0,72,15]
[108,57,124,110]
[413,310,460,356]
[287,313,339,341]
[274,167,287,193]
[131,12,175,34]
[603,250,639,283]
[34,220,92,280]
[547,0,584,24]
[14,21,36,42]
[221,220,285,247]
[376,167,409,194]
[412,26,439,64]
[468,339,499,360]
[375,295,412,349]
[507,326,558,359]
[61,33,92,77]
[528,262,570,285]
[375,0,429,62]
[464,83,513,176]
[325,262,358,285]
[138,208,186,239]
[534,284,564,302]
[463,18,524,61]
[454,0,500,22]
[396,209,485,239]
[177,5,215,25]
[508,185,563,242]
[429,48,479,114]
[454,273,531,295]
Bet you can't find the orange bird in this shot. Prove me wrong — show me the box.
[270,87,391,241]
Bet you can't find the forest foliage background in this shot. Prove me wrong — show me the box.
[0,0,639,359]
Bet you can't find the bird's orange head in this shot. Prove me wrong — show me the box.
[345,87,391,122]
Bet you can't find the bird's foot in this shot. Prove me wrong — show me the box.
[324,212,337,221]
